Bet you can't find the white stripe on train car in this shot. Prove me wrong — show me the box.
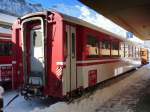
[76,59,120,64]
[0,37,11,40]
[0,64,12,67]
[56,59,120,65]
[56,62,66,65]
[56,58,141,65]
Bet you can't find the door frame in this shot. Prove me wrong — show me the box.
[21,17,46,85]
[30,28,44,73]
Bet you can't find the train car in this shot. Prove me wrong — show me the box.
[140,48,149,65]
[0,33,13,88]
[12,11,143,99]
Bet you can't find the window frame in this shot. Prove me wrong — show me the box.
[86,35,100,58]
[0,41,12,56]
[101,39,111,57]
[119,42,125,57]
[111,40,119,57]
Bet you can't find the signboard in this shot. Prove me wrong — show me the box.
[0,65,12,81]
[126,32,133,38]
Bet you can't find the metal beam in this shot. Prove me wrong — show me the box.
[80,0,150,40]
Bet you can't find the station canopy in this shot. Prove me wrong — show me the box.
[80,0,150,40]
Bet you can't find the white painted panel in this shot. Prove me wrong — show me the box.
[62,57,141,95]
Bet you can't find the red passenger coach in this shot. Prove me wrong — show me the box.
[0,33,13,88]
[12,11,142,99]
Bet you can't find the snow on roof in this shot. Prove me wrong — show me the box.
[0,27,11,34]
[0,13,17,25]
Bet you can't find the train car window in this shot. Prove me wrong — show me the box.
[86,35,99,58]
[135,47,139,58]
[102,40,110,49]
[33,30,42,47]
[111,41,119,56]
[124,43,128,57]
[138,48,141,57]
[101,40,110,56]
[99,41,102,56]
[0,42,12,56]
[128,45,133,57]
[132,46,136,58]
[135,47,137,58]
[64,31,68,60]
[119,42,124,57]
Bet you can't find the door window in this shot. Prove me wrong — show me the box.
[72,33,75,58]
[33,30,42,47]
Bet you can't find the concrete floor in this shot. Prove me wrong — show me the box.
[135,81,150,112]
[3,65,150,112]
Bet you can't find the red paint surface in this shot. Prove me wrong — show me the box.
[0,33,12,64]
[11,20,23,89]
[0,33,14,88]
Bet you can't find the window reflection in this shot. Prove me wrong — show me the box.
[0,42,12,56]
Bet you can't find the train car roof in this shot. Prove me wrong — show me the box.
[0,33,11,40]
[20,11,141,46]
[61,13,143,46]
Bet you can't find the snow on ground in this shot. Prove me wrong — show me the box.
[4,91,58,112]
[0,86,4,98]
[4,65,150,112]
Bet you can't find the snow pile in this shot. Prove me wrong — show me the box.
[0,86,4,98]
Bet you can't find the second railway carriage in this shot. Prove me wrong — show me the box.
[0,33,21,89]
[140,48,149,65]
[12,11,142,98]
[0,33,13,88]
